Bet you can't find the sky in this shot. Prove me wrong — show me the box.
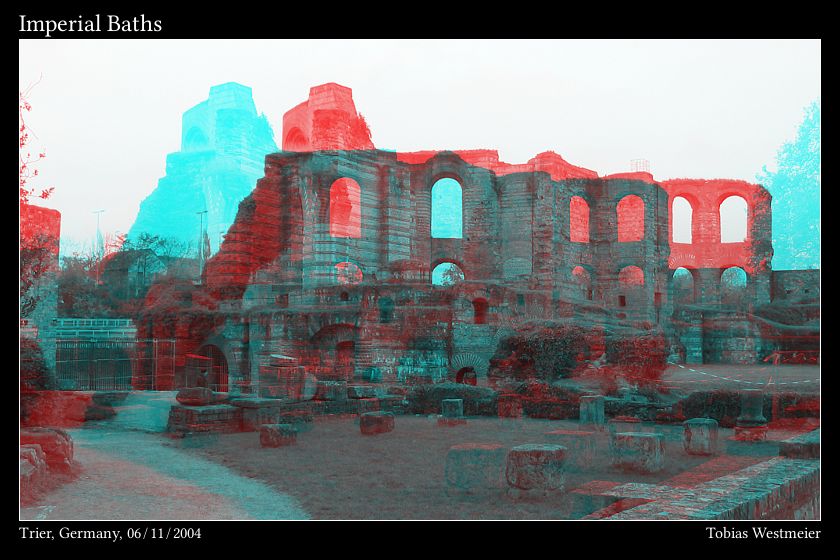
[18,39,820,252]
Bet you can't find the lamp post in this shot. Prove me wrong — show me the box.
[197,210,208,282]
[92,209,105,284]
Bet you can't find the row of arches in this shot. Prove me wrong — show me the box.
[331,260,465,287]
[671,195,747,244]
[327,177,464,240]
[672,266,748,305]
[327,177,750,247]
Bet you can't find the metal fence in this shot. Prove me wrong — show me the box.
[55,338,175,391]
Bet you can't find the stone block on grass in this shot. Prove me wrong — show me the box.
[611,432,665,473]
[445,443,506,493]
[360,411,395,435]
[441,398,464,418]
[545,429,596,468]
[505,444,567,494]
[259,424,297,447]
[579,395,605,428]
[683,418,719,455]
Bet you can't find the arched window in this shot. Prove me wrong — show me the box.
[619,265,645,286]
[431,262,464,286]
[672,197,693,243]
[720,196,748,243]
[284,127,308,151]
[335,261,363,285]
[431,178,463,238]
[721,266,748,305]
[572,266,592,300]
[617,195,645,242]
[672,267,695,304]
[570,196,590,243]
[472,298,488,324]
[330,178,361,238]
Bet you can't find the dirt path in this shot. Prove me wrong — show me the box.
[20,427,309,520]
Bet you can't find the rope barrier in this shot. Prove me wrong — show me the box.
[667,362,819,386]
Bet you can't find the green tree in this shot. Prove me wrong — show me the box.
[757,101,820,270]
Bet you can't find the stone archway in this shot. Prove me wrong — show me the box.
[193,344,229,392]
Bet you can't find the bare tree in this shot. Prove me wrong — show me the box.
[19,77,53,204]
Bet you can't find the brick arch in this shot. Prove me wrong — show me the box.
[670,266,698,304]
[284,127,308,151]
[196,334,238,388]
[430,177,464,239]
[328,177,362,238]
[431,257,467,276]
[307,319,359,341]
[616,194,645,242]
[618,265,645,286]
[670,195,697,244]
[315,174,364,224]
[450,352,489,377]
[569,195,591,243]
[719,195,750,243]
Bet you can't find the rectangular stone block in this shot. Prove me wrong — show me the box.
[441,398,464,419]
[314,381,348,401]
[498,394,523,418]
[579,395,605,428]
[683,418,719,455]
[360,411,395,435]
[260,423,297,447]
[545,429,596,468]
[611,432,665,473]
[347,385,377,399]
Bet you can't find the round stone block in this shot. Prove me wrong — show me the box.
[445,443,506,492]
[505,444,567,492]
[683,417,719,455]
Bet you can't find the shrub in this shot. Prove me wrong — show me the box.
[20,336,51,391]
[605,328,668,384]
[407,382,497,415]
[489,324,589,383]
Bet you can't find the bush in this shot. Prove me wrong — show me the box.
[605,329,668,384]
[20,337,51,391]
[489,324,589,384]
[407,382,497,416]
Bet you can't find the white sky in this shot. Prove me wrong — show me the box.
[18,39,820,249]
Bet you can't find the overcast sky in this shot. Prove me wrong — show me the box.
[18,39,820,249]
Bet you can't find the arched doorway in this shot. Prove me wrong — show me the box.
[672,267,696,305]
[721,266,748,306]
[194,344,229,392]
[310,323,358,381]
[472,298,488,324]
[455,366,477,385]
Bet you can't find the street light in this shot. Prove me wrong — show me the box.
[92,209,105,284]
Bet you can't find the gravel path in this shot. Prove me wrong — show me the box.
[20,427,309,520]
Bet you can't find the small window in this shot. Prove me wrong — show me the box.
[619,295,627,307]
[472,298,488,325]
